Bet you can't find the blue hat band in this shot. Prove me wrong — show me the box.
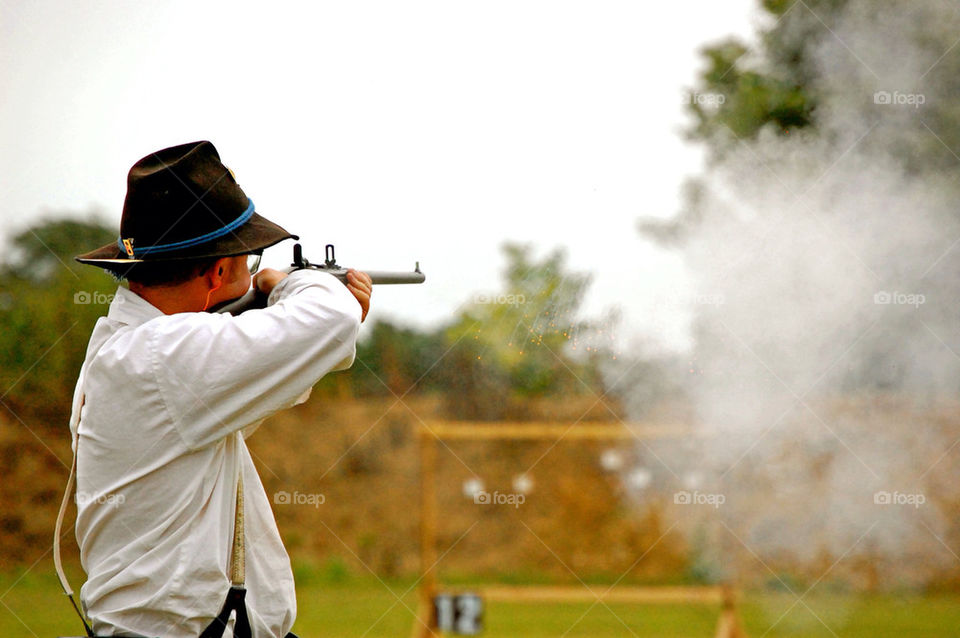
[118,199,255,258]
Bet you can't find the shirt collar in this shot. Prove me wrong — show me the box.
[107,286,166,326]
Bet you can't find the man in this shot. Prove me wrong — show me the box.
[67,141,371,637]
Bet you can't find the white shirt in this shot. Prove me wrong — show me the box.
[69,269,361,637]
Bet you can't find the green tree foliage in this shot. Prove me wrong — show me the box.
[642,1,827,245]
[0,214,117,426]
[687,36,813,149]
[681,0,845,156]
[684,0,960,169]
[647,0,960,247]
[438,242,603,419]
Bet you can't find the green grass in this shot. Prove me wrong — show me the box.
[3,566,959,637]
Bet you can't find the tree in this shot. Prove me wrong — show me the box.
[677,0,960,175]
[0,213,117,425]
[438,242,603,419]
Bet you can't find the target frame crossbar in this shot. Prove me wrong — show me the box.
[424,421,694,441]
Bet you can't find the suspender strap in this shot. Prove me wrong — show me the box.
[200,433,251,638]
[54,391,95,637]
[230,473,246,586]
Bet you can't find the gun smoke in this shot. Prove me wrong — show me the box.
[615,0,960,590]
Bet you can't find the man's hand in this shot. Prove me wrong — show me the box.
[253,268,288,296]
[346,269,372,322]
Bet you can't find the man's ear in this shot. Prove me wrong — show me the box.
[205,257,231,287]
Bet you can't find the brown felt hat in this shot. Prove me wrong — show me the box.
[76,141,297,269]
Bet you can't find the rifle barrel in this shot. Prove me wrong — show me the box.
[213,267,425,315]
[322,268,426,285]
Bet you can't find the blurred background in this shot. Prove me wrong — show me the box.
[2,1,960,636]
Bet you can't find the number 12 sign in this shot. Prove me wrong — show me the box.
[433,593,483,635]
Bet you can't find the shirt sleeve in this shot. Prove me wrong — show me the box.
[146,269,362,450]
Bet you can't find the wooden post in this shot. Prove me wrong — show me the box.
[714,583,747,638]
[413,425,438,638]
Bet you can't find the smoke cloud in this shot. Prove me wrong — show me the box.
[624,0,960,589]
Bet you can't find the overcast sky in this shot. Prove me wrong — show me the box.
[1,0,758,353]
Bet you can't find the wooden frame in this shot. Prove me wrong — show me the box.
[412,421,747,638]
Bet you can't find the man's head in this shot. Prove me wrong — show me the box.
[76,141,296,309]
[124,254,257,313]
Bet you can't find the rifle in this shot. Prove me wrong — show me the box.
[214,243,425,315]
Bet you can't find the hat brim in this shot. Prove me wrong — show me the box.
[76,212,298,268]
